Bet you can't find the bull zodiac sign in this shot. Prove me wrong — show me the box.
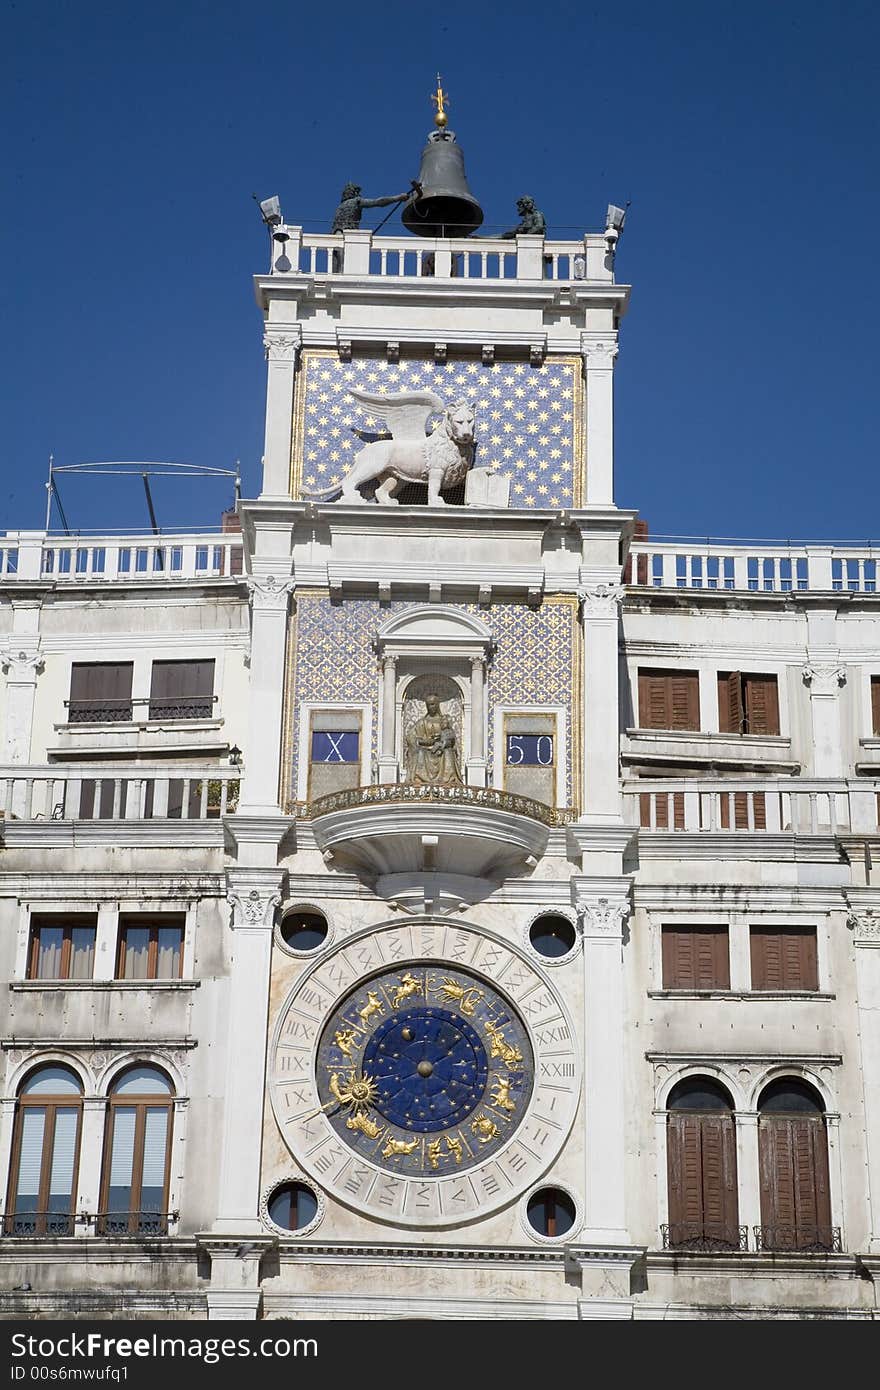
[483,1021,524,1070]
[390,972,423,1010]
[431,977,484,1016]
[310,389,476,507]
[381,1136,420,1159]
[346,1110,383,1140]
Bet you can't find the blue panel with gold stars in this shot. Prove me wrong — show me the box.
[315,966,534,1176]
[292,349,582,508]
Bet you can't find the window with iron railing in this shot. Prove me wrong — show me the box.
[67,662,133,723]
[148,660,215,720]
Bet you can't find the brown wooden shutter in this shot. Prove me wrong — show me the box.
[759,1115,831,1247]
[751,928,817,990]
[670,674,700,730]
[872,678,880,736]
[745,675,780,735]
[639,669,699,730]
[720,790,767,829]
[70,663,132,701]
[718,672,744,733]
[150,661,214,699]
[662,928,729,989]
[667,1111,738,1245]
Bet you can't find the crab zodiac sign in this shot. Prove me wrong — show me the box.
[330,388,477,506]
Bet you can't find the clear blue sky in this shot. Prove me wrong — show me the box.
[2,0,878,541]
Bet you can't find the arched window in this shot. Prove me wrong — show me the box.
[757,1078,834,1251]
[99,1066,174,1236]
[6,1065,83,1236]
[666,1077,740,1251]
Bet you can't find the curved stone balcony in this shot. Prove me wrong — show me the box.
[303,783,568,880]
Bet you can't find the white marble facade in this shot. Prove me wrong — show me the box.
[0,223,878,1321]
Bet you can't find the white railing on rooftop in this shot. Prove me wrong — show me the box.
[268,226,612,284]
[627,541,879,594]
[625,778,880,834]
[0,533,243,584]
[0,764,240,822]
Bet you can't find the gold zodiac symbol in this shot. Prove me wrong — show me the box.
[471,1114,500,1145]
[427,1139,443,1170]
[381,1136,420,1159]
[346,1110,383,1139]
[390,972,422,1010]
[489,1075,516,1112]
[329,1071,378,1114]
[483,1021,523,1071]
[431,977,484,1016]
[358,991,385,1026]
[445,1135,463,1165]
[333,1028,358,1062]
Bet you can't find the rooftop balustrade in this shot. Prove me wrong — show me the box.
[626,777,880,834]
[265,226,613,285]
[0,532,243,585]
[627,539,880,594]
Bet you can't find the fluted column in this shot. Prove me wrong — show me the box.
[580,334,618,505]
[578,584,624,822]
[849,907,880,1250]
[573,883,631,1243]
[261,329,301,498]
[213,872,283,1239]
[467,655,487,787]
[378,655,398,783]
[239,576,295,815]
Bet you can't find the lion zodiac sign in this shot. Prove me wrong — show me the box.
[313,389,477,507]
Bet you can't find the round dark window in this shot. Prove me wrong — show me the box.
[526,1187,576,1238]
[280,909,328,952]
[529,914,577,958]
[267,1182,319,1231]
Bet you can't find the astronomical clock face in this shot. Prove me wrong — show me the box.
[269,922,580,1227]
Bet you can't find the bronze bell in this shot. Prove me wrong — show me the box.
[402,129,483,238]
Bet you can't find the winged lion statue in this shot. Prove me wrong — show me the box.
[310,388,476,505]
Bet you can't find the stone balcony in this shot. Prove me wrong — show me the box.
[300,783,572,890]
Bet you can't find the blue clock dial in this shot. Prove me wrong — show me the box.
[316,965,534,1175]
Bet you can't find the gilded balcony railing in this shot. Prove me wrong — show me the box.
[302,782,577,828]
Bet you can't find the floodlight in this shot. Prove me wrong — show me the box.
[606,204,627,231]
[259,195,282,226]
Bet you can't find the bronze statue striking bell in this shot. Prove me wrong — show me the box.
[402,129,483,238]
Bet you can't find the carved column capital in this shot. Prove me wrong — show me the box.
[263,330,301,363]
[0,647,44,680]
[847,907,880,943]
[578,583,624,619]
[802,663,846,695]
[247,575,296,611]
[227,872,284,930]
[577,895,630,939]
[580,334,619,371]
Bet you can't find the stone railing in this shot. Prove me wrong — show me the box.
[0,532,243,585]
[269,227,612,285]
[626,540,878,594]
[625,777,880,834]
[0,764,240,822]
[301,782,576,828]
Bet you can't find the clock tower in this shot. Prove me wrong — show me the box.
[220,101,636,1318]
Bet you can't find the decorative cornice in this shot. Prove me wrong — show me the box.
[578,583,624,618]
[802,663,846,694]
[263,330,301,363]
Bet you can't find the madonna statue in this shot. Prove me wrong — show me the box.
[404,693,463,787]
